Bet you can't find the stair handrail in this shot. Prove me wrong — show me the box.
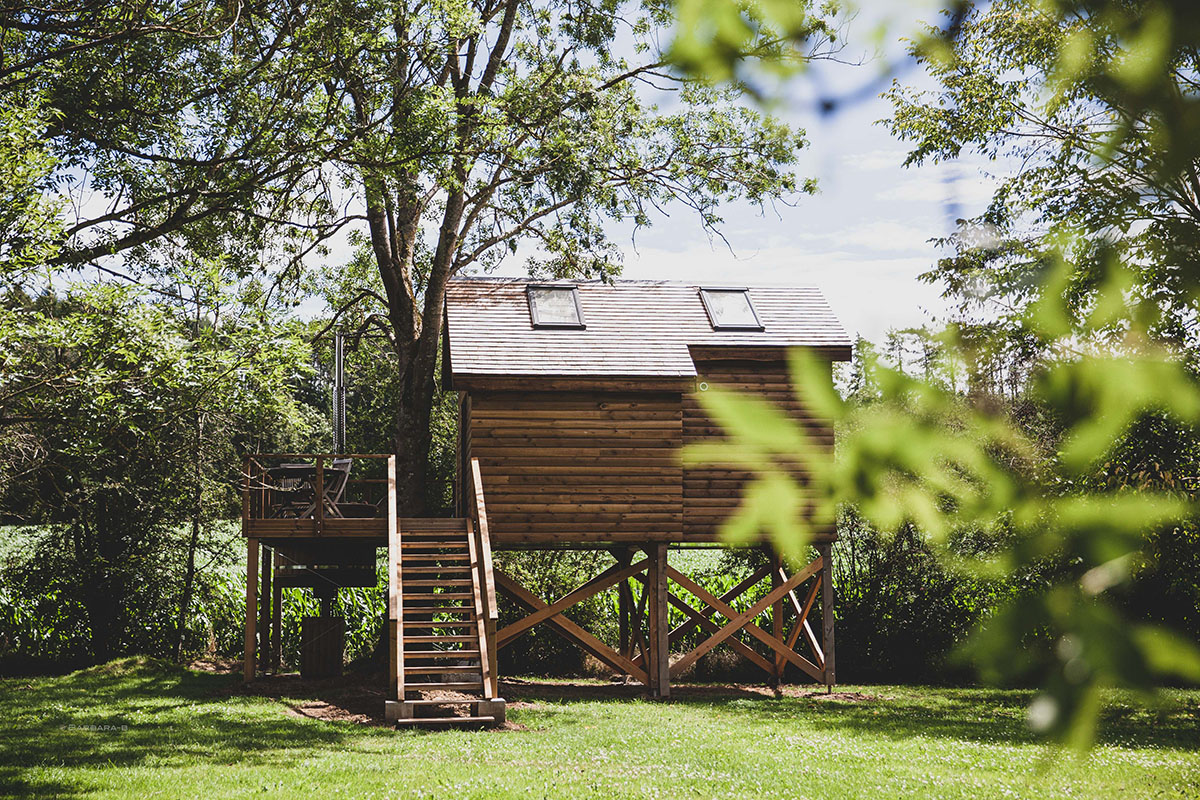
[469,457,500,698]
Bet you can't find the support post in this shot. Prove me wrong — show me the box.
[618,580,631,660]
[771,548,783,685]
[612,547,632,661]
[385,456,409,720]
[271,548,283,672]
[243,538,258,682]
[817,541,836,688]
[314,456,324,536]
[647,543,670,699]
[259,543,272,675]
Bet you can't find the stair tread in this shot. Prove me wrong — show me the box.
[402,566,473,574]
[405,665,483,674]
[405,680,484,690]
[402,554,470,562]
[404,635,476,643]
[394,716,494,726]
[404,579,473,586]
[401,621,474,628]
[405,650,481,658]
[403,606,474,613]
[405,606,475,614]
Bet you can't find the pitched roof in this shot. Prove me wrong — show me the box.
[444,277,852,379]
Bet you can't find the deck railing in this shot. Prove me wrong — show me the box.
[241,453,392,527]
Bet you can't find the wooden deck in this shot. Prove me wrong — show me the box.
[239,452,837,719]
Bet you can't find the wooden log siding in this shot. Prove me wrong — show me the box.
[683,359,837,542]
[465,391,684,544]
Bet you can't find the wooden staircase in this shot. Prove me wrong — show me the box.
[385,460,503,727]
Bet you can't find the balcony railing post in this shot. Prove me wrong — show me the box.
[242,456,250,522]
[314,456,324,535]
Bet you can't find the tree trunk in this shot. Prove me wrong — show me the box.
[391,330,440,515]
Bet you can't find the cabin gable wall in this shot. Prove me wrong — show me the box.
[463,390,684,545]
[458,354,836,546]
[682,357,836,542]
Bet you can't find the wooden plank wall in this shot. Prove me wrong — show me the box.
[683,358,836,542]
[465,391,683,544]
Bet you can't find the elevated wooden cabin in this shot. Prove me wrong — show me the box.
[241,277,852,727]
[444,278,852,546]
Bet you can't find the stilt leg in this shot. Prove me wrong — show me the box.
[771,548,783,686]
[271,548,282,671]
[243,538,258,682]
[817,541,836,689]
[647,543,670,699]
[615,548,633,662]
[259,544,272,675]
[618,582,630,660]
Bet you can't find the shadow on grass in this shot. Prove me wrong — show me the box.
[0,658,373,799]
[501,679,1200,752]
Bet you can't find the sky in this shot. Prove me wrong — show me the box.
[479,4,999,343]
[279,3,999,344]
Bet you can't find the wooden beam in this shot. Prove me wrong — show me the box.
[259,543,272,675]
[668,560,824,681]
[387,457,404,701]
[631,576,775,676]
[777,566,825,670]
[661,562,773,646]
[495,569,650,685]
[497,558,648,648]
[818,542,836,687]
[471,459,499,619]
[466,519,496,700]
[470,458,500,699]
[647,543,670,699]
[243,538,258,682]
[271,548,282,672]
[771,550,783,682]
[631,575,650,664]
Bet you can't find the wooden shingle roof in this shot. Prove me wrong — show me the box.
[444,277,852,382]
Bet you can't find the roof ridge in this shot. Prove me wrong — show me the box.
[448,275,826,289]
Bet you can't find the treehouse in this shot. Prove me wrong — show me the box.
[241,277,851,728]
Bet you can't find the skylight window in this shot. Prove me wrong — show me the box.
[700,288,763,331]
[527,285,585,329]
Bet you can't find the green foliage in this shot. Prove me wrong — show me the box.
[668,0,842,94]
[0,96,61,281]
[0,279,322,665]
[675,0,1200,745]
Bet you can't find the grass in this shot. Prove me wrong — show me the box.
[1,659,1198,799]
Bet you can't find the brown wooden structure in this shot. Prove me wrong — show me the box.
[240,278,851,727]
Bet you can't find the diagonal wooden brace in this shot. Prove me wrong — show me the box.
[497,558,648,648]
[779,573,822,671]
[633,562,773,668]
[782,566,825,668]
[663,563,773,645]
[630,575,776,676]
[494,569,650,685]
[669,559,824,681]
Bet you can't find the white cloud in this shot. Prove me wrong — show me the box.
[788,219,942,255]
[842,147,912,172]
[615,243,948,343]
[874,168,999,209]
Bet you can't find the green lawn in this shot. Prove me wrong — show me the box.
[2,659,1198,799]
